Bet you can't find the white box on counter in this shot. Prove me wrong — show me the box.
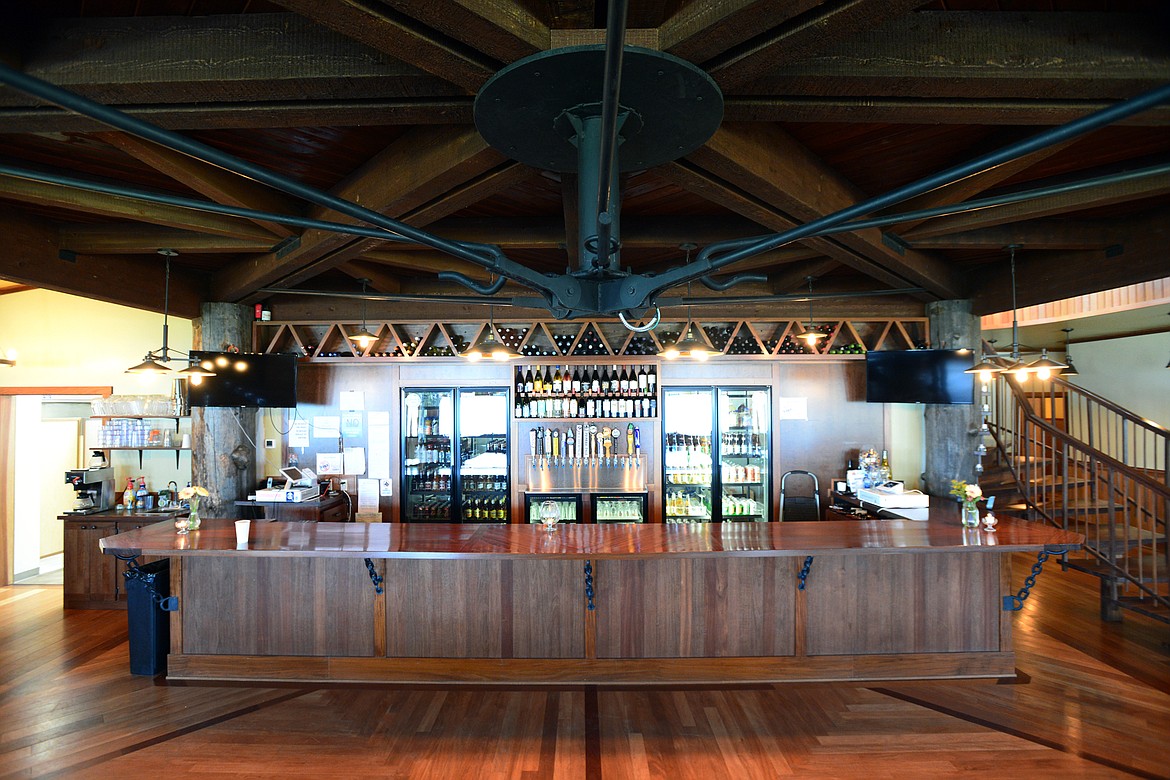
[856,487,930,508]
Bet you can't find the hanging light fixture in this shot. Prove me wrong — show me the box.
[347,278,380,351]
[464,301,519,361]
[965,356,1004,383]
[1026,347,1067,381]
[797,276,826,348]
[126,249,186,374]
[660,274,710,361]
[1059,327,1079,377]
[996,244,1033,378]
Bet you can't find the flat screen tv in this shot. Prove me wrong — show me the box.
[865,349,974,405]
[186,351,298,408]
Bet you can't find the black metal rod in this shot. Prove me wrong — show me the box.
[0,162,475,251]
[595,0,629,240]
[0,63,545,280]
[674,81,1170,283]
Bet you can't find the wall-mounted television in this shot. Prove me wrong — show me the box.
[865,349,974,405]
[186,351,298,408]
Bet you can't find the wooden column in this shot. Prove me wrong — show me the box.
[191,303,255,519]
[923,300,981,495]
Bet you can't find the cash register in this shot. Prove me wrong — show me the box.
[254,466,321,503]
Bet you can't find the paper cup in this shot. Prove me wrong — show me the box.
[235,519,251,545]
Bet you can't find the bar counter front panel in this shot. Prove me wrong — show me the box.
[101,507,1080,685]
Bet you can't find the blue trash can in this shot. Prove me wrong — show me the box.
[122,558,173,675]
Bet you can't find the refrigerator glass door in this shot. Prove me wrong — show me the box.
[402,389,454,522]
[718,388,771,522]
[663,389,714,523]
[524,493,581,524]
[458,389,510,522]
[592,493,647,523]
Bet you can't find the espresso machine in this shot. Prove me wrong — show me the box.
[65,467,114,514]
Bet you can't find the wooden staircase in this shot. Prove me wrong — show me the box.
[982,363,1170,624]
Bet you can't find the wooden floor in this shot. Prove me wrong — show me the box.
[2,554,1168,779]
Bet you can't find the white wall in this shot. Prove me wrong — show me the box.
[2,290,194,573]
[1067,331,1170,430]
[889,404,925,490]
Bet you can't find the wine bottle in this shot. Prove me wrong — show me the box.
[590,365,601,395]
[637,364,648,394]
[552,365,562,395]
[647,363,657,394]
[571,365,581,394]
[619,365,630,395]
[515,366,525,395]
[533,366,543,395]
[543,365,553,394]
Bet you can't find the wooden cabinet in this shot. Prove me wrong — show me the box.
[62,516,172,609]
[63,519,121,609]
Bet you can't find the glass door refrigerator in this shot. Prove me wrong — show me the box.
[456,388,510,523]
[663,388,715,523]
[402,389,454,522]
[662,387,772,523]
[590,493,648,523]
[717,388,772,522]
[401,388,509,523]
[523,493,581,524]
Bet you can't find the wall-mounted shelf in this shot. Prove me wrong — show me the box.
[254,317,929,362]
[90,415,190,467]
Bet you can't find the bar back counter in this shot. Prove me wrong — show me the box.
[100,501,1081,686]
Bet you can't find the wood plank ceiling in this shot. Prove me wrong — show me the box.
[0,0,1167,326]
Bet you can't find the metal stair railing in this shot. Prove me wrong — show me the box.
[985,357,1170,618]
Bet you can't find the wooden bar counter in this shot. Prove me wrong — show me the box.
[100,500,1081,686]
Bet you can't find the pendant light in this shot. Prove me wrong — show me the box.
[126,249,183,374]
[1026,348,1067,380]
[660,275,710,361]
[464,301,519,361]
[347,278,379,351]
[965,356,1005,383]
[1059,327,1079,377]
[796,276,826,348]
[996,244,1032,378]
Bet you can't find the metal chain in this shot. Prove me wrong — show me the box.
[1003,549,1051,611]
[798,555,814,591]
[584,560,595,611]
[364,558,384,595]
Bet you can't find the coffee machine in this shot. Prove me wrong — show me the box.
[65,467,114,514]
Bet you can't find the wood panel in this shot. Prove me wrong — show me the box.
[386,559,585,658]
[62,520,120,609]
[180,556,376,656]
[594,558,796,658]
[805,553,1003,656]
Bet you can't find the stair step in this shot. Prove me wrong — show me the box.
[1114,597,1170,624]
[1065,553,1170,584]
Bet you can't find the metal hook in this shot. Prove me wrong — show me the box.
[618,307,661,332]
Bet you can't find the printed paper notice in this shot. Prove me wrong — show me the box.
[339,390,364,411]
[288,420,310,448]
[343,446,366,476]
[341,411,363,437]
[358,478,380,512]
[316,452,343,475]
[778,397,808,420]
[367,410,391,480]
[312,416,340,438]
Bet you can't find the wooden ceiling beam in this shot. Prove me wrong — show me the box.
[58,224,277,255]
[684,124,964,297]
[731,12,1170,98]
[270,0,497,92]
[337,260,403,295]
[659,0,820,64]
[359,250,492,278]
[0,175,281,242]
[0,206,204,317]
[379,0,550,62]
[904,220,1129,251]
[94,133,300,239]
[901,171,1170,241]
[721,97,1170,127]
[211,126,507,301]
[702,0,931,91]
[2,13,461,108]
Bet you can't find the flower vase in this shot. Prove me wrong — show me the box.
[187,499,201,531]
[961,502,980,528]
